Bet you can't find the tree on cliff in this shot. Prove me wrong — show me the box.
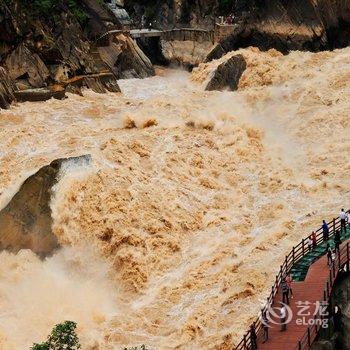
[31,321,81,350]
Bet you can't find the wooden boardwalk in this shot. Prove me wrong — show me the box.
[257,238,350,350]
[234,212,350,350]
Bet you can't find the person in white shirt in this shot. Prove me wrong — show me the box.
[340,209,347,234]
[347,212,350,228]
[308,236,313,251]
[280,304,287,331]
[331,249,336,264]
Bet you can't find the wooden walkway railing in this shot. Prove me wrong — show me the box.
[234,209,350,350]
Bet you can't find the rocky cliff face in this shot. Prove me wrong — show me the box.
[311,272,350,350]
[125,0,218,29]
[0,0,154,108]
[207,0,350,60]
[0,67,15,108]
[126,0,350,58]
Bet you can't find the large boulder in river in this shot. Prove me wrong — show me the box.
[98,34,155,79]
[205,54,246,91]
[0,67,15,109]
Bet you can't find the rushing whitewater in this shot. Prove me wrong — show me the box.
[0,47,349,349]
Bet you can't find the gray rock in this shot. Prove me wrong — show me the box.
[205,54,247,91]
[0,155,91,257]
[14,87,66,103]
[98,34,155,79]
[5,43,49,87]
[64,73,121,94]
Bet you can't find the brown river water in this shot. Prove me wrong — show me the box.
[0,47,349,349]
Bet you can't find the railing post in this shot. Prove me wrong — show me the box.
[327,281,329,297]
[323,289,326,301]
[298,341,302,350]
[347,242,350,271]
[302,238,305,256]
[333,218,336,235]
[293,246,295,265]
[307,327,311,347]
[338,248,341,270]
[243,333,246,349]
[285,256,288,273]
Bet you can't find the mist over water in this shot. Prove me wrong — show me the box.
[0,47,349,349]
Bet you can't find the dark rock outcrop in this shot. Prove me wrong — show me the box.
[127,0,350,61]
[14,87,66,103]
[0,0,153,108]
[205,54,246,91]
[64,73,121,94]
[126,0,217,29]
[0,66,15,109]
[207,0,350,61]
[0,155,91,256]
[311,272,350,350]
[5,43,50,87]
[98,34,155,79]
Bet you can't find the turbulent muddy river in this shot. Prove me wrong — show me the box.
[0,47,349,349]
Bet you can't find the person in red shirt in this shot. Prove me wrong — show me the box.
[286,273,293,299]
[312,231,317,248]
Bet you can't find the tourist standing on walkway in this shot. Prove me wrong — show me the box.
[261,309,269,343]
[322,220,329,241]
[281,278,289,305]
[327,243,333,266]
[334,229,341,253]
[280,304,287,331]
[312,231,317,248]
[332,249,336,264]
[308,236,313,251]
[286,273,293,298]
[250,323,257,350]
[334,305,342,332]
[340,208,347,234]
[347,211,350,229]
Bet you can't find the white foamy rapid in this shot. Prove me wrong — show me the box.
[0,48,349,349]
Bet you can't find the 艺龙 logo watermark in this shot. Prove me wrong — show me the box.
[260,301,329,328]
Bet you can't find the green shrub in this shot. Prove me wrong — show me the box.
[67,0,88,24]
[20,0,87,24]
[31,343,49,350]
[30,321,80,350]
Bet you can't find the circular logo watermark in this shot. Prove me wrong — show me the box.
[261,302,293,327]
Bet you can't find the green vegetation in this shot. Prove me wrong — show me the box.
[218,0,233,14]
[67,0,88,24]
[31,344,49,350]
[20,0,87,24]
[31,321,81,350]
[23,0,55,15]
